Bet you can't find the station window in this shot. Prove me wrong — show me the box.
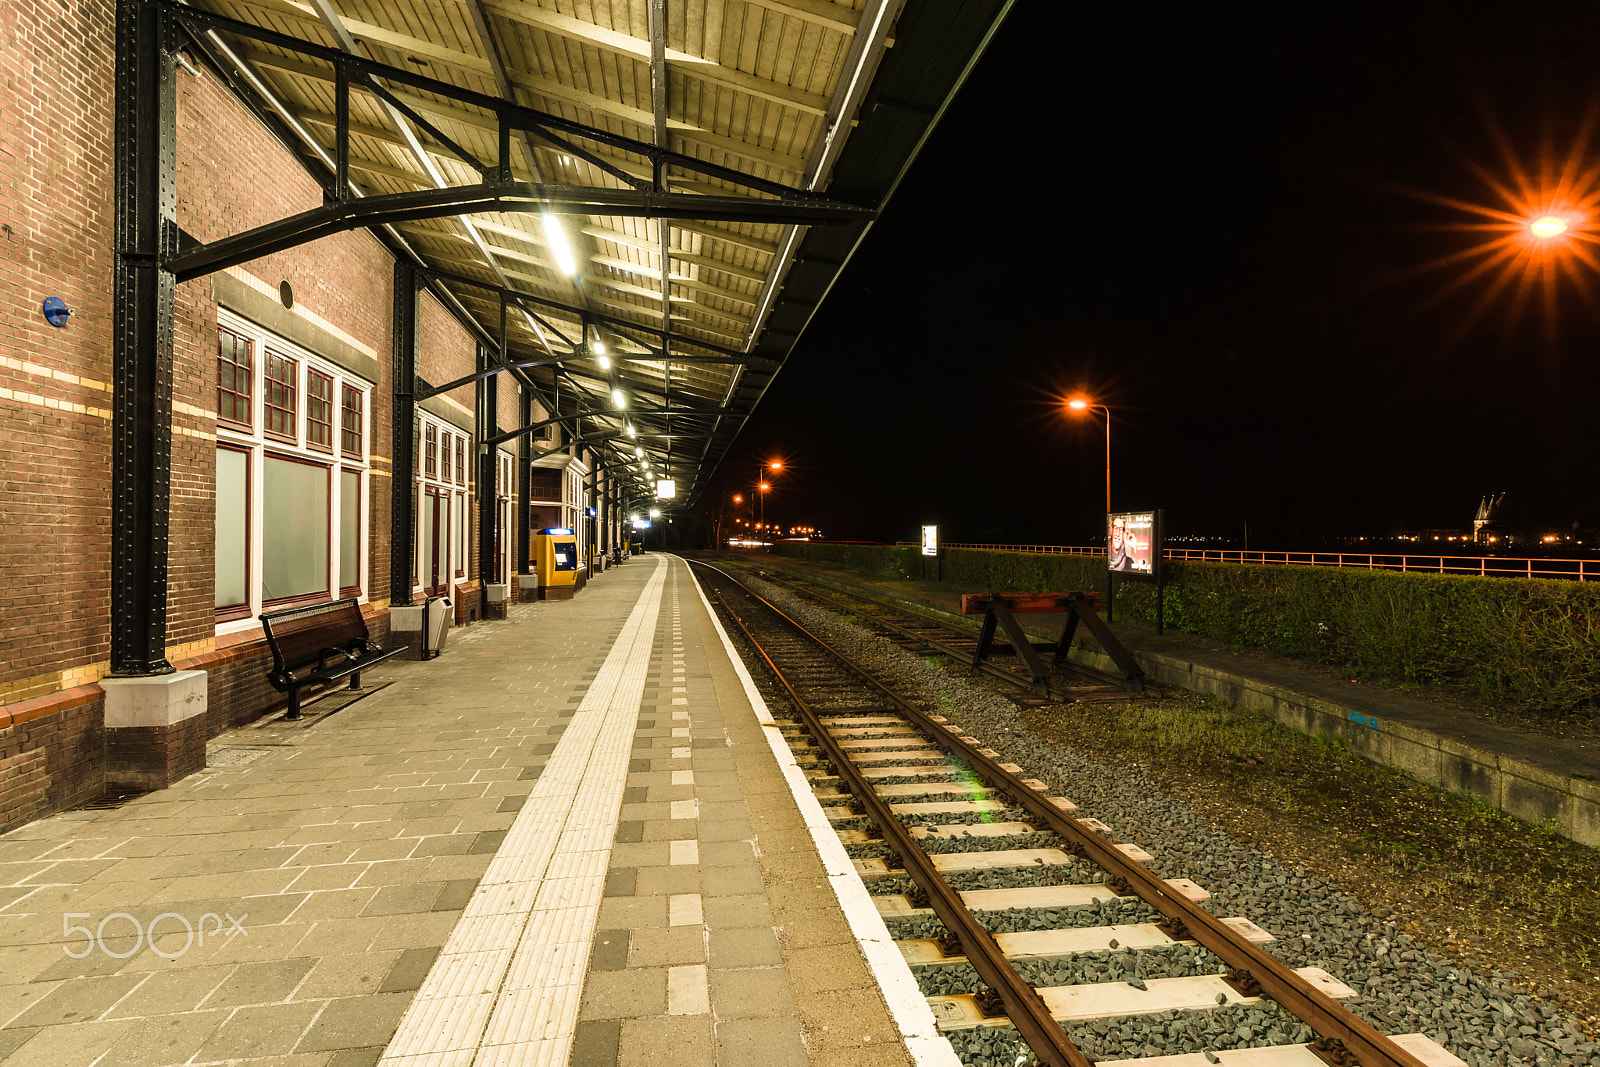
[414,412,474,597]
[217,328,253,431]
[340,385,363,457]
[263,349,298,443]
[214,310,370,629]
[307,370,334,453]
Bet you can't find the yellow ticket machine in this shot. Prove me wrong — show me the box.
[533,528,580,600]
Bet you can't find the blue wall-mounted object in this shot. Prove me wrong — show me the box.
[42,297,71,328]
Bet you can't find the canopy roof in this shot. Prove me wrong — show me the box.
[172,0,1012,506]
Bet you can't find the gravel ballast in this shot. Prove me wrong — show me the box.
[726,569,1600,1067]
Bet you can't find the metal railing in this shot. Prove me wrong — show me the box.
[900,543,1599,581]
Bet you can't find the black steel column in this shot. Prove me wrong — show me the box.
[516,389,531,574]
[390,260,418,605]
[110,0,178,676]
[476,343,498,594]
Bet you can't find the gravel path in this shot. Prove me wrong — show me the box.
[734,571,1600,1067]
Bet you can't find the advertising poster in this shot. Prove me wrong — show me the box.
[921,525,938,557]
[1107,511,1156,574]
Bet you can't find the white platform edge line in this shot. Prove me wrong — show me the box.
[683,557,958,1067]
[378,556,668,1065]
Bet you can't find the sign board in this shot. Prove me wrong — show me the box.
[656,479,676,499]
[921,525,938,557]
[631,517,652,530]
[584,506,596,518]
[1107,511,1157,575]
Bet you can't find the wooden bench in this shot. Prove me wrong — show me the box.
[260,598,405,720]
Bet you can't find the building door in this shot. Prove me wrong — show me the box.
[425,487,448,595]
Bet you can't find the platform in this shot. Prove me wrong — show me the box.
[0,555,946,1067]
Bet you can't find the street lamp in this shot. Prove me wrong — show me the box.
[1066,396,1110,515]
[757,460,782,541]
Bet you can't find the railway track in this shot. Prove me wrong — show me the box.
[691,560,1465,1067]
[716,559,1138,706]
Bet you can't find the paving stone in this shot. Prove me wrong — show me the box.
[580,967,667,1020]
[603,868,638,898]
[710,966,797,1018]
[702,894,773,930]
[714,1015,809,1067]
[570,1018,622,1067]
[0,1018,137,1067]
[626,926,706,968]
[707,926,783,969]
[194,1000,323,1060]
[298,951,403,999]
[431,877,479,912]
[97,1008,229,1066]
[360,882,443,916]
[104,965,231,1018]
[376,946,440,994]
[589,929,631,971]
[295,990,411,1052]
[202,957,317,1007]
[619,1014,714,1067]
[5,973,146,1028]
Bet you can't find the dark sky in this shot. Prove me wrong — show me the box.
[707,1,1600,547]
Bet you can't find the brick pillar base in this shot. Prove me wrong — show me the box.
[101,671,208,790]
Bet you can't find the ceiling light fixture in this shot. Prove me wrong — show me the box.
[543,214,577,276]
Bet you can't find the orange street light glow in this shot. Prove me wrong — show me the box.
[769,460,783,471]
[1531,215,1570,238]
[1066,397,1089,412]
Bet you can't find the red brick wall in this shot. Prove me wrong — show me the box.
[0,686,106,834]
[0,0,117,701]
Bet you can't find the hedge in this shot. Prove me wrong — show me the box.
[771,543,1600,715]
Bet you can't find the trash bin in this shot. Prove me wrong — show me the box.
[424,595,452,657]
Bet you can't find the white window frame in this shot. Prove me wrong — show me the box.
[215,308,371,635]
[414,410,473,597]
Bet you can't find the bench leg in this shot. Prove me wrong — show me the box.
[285,689,302,721]
[349,670,362,692]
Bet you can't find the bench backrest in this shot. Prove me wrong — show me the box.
[260,598,371,675]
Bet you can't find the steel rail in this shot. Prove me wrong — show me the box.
[698,569,1087,1067]
[697,561,1432,1067]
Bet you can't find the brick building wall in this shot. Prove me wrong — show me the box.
[0,0,118,705]
[0,4,509,829]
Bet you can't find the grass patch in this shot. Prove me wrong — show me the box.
[1022,692,1600,1021]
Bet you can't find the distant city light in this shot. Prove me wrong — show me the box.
[1530,215,1570,239]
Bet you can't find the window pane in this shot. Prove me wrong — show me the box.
[340,470,360,590]
[263,456,329,602]
[217,329,253,429]
[264,350,297,440]
[341,385,363,456]
[307,371,333,450]
[215,448,248,608]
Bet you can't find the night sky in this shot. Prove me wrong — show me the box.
[705,2,1600,548]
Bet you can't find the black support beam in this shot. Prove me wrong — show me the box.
[110,0,179,676]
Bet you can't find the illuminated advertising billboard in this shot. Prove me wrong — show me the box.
[1108,511,1156,574]
[921,525,938,557]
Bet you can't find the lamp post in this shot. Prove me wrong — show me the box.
[1066,397,1110,516]
[757,460,782,542]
